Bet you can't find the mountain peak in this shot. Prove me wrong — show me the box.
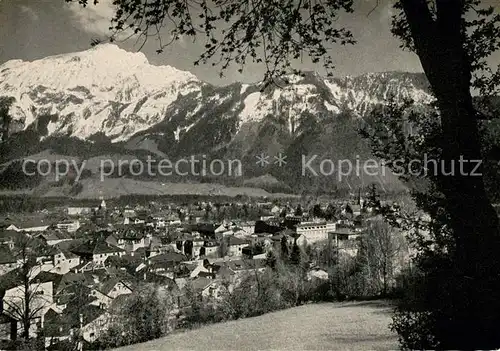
[75,43,149,66]
[0,44,199,93]
[0,44,203,141]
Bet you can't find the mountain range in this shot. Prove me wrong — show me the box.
[0,44,439,198]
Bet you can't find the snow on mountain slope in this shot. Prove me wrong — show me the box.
[0,45,440,193]
[0,44,204,141]
[235,71,433,136]
[324,71,434,115]
[0,43,434,153]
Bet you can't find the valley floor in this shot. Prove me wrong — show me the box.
[115,300,397,351]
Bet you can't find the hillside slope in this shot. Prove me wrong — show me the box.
[115,301,397,351]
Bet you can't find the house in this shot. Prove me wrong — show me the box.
[81,309,110,343]
[38,231,73,246]
[270,205,281,215]
[238,222,255,234]
[153,216,167,228]
[55,273,95,296]
[45,304,108,343]
[71,239,125,265]
[104,254,143,274]
[226,236,249,257]
[122,209,136,218]
[191,238,205,259]
[43,301,106,345]
[54,283,96,314]
[125,216,146,225]
[164,215,182,226]
[74,223,100,238]
[89,278,133,309]
[199,241,219,258]
[215,223,228,235]
[100,279,133,300]
[296,221,336,243]
[209,258,266,286]
[0,246,17,276]
[88,288,112,309]
[106,226,150,253]
[189,277,225,301]
[56,219,81,233]
[42,308,72,349]
[0,298,17,343]
[179,260,210,279]
[175,234,196,257]
[350,204,362,217]
[0,230,24,250]
[328,227,364,245]
[66,207,92,216]
[52,248,81,275]
[6,217,51,233]
[328,227,365,257]
[140,252,187,277]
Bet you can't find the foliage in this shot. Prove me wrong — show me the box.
[280,236,289,260]
[294,204,303,216]
[323,203,339,221]
[68,0,355,88]
[357,220,407,296]
[361,92,500,347]
[310,204,324,219]
[390,309,437,350]
[96,284,174,348]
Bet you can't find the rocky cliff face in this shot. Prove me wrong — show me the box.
[0,44,437,194]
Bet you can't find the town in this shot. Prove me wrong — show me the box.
[0,187,409,350]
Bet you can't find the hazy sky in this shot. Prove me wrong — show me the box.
[0,0,499,86]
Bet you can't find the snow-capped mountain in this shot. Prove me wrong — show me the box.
[0,44,437,194]
[0,44,203,141]
[0,44,433,145]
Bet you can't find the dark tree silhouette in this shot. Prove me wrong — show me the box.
[294,204,303,217]
[290,239,302,266]
[311,204,324,219]
[366,184,381,210]
[280,236,289,261]
[324,203,338,220]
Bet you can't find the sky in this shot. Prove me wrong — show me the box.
[0,0,499,86]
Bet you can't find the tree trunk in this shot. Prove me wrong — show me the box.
[23,282,30,340]
[406,0,499,269]
[400,0,500,346]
